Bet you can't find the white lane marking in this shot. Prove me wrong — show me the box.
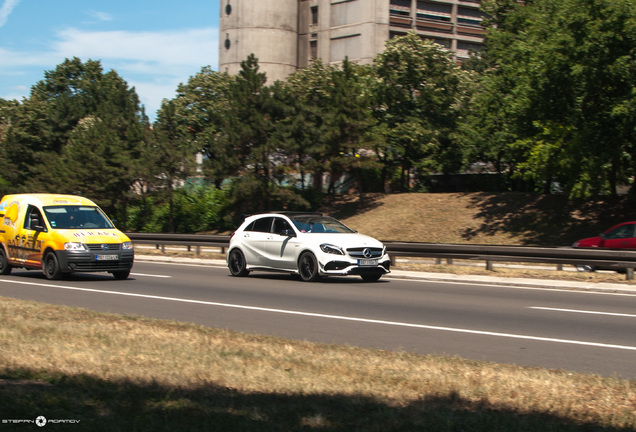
[388,277,636,297]
[2,278,636,352]
[130,273,172,278]
[530,306,636,318]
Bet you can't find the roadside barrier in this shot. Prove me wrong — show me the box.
[127,233,636,280]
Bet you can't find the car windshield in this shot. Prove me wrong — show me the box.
[291,215,355,234]
[43,205,114,229]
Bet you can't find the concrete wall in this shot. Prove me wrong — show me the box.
[219,0,299,83]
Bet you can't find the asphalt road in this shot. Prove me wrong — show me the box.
[1,260,635,379]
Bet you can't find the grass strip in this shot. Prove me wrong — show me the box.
[0,296,634,431]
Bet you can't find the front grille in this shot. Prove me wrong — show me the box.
[347,247,384,258]
[87,243,121,251]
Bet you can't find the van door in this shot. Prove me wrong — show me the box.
[22,205,47,268]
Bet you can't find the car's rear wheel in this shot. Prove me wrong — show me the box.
[298,252,320,282]
[0,248,12,275]
[43,251,63,280]
[229,249,250,277]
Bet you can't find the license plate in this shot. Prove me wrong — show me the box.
[358,259,378,266]
[96,254,118,261]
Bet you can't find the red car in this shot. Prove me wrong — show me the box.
[573,222,636,249]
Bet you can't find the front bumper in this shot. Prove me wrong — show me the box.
[57,249,134,273]
[320,256,391,276]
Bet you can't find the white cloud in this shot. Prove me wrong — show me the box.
[88,11,114,22]
[54,28,218,67]
[0,0,20,28]
[0,27,219,118]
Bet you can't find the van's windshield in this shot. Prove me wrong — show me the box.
[43,206,114,230]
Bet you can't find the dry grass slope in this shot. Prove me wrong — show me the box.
[326,192,636,246]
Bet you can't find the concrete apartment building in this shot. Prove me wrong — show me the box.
[219,0,486,82]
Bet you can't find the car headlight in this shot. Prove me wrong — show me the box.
[64,242,87,251]
[122,241,134,250]
[320,244,344,255]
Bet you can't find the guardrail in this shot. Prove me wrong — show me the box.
[127,233,636,280]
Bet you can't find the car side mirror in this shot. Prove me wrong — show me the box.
[600,233,607,239]
[280,229,296,237]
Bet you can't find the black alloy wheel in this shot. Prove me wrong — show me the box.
[229,249,250,277]
[298,252,320,282]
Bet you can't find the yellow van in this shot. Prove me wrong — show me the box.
[0,194,134,280]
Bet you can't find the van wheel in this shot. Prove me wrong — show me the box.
[43,252,63,280]
[112,270,130,280]
[0,248,12,275]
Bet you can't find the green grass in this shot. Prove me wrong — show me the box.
[1,297,634,431]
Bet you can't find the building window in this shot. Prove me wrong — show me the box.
[416,1,451,22]
[330,34,361,62]
[225,1,232,15]
[310,40,318,59]
[390,0,411,17]
[457,7,484,27]
[311,6,318,25]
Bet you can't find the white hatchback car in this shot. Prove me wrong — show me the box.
[227,212,390,282]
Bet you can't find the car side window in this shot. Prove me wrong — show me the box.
[607,225,635,239]
[272,218,292,234]
[252,217,273,233]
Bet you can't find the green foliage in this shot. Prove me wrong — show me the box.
[127,185,231,233]
[1,58,148,214]
[373,32,471,191]
[473,0,636,198]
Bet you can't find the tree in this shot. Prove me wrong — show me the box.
[476,0,636,198]
[1,58,148,216]
[148,99,200,232]
[280,60,335,193]
[373,32,470,192]
[171,66,234,187]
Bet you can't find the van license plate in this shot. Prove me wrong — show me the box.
[358,259,378,266]
[96,254,118,261]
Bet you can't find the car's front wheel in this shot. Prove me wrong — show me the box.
[228,249,250,277]
[298,252,320,282]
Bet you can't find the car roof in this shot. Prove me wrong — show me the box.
[241,211,323,220]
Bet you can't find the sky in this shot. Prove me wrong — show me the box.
[0,0,220,120]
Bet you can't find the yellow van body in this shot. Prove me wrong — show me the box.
[0,194,134,280]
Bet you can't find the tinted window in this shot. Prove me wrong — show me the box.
[249,217,273,233]
[607,224,636,239]
[291,216,355,233]
[43,206,114,229]
[272,218,292,234]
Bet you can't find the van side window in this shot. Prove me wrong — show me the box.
[24,205,45,231]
